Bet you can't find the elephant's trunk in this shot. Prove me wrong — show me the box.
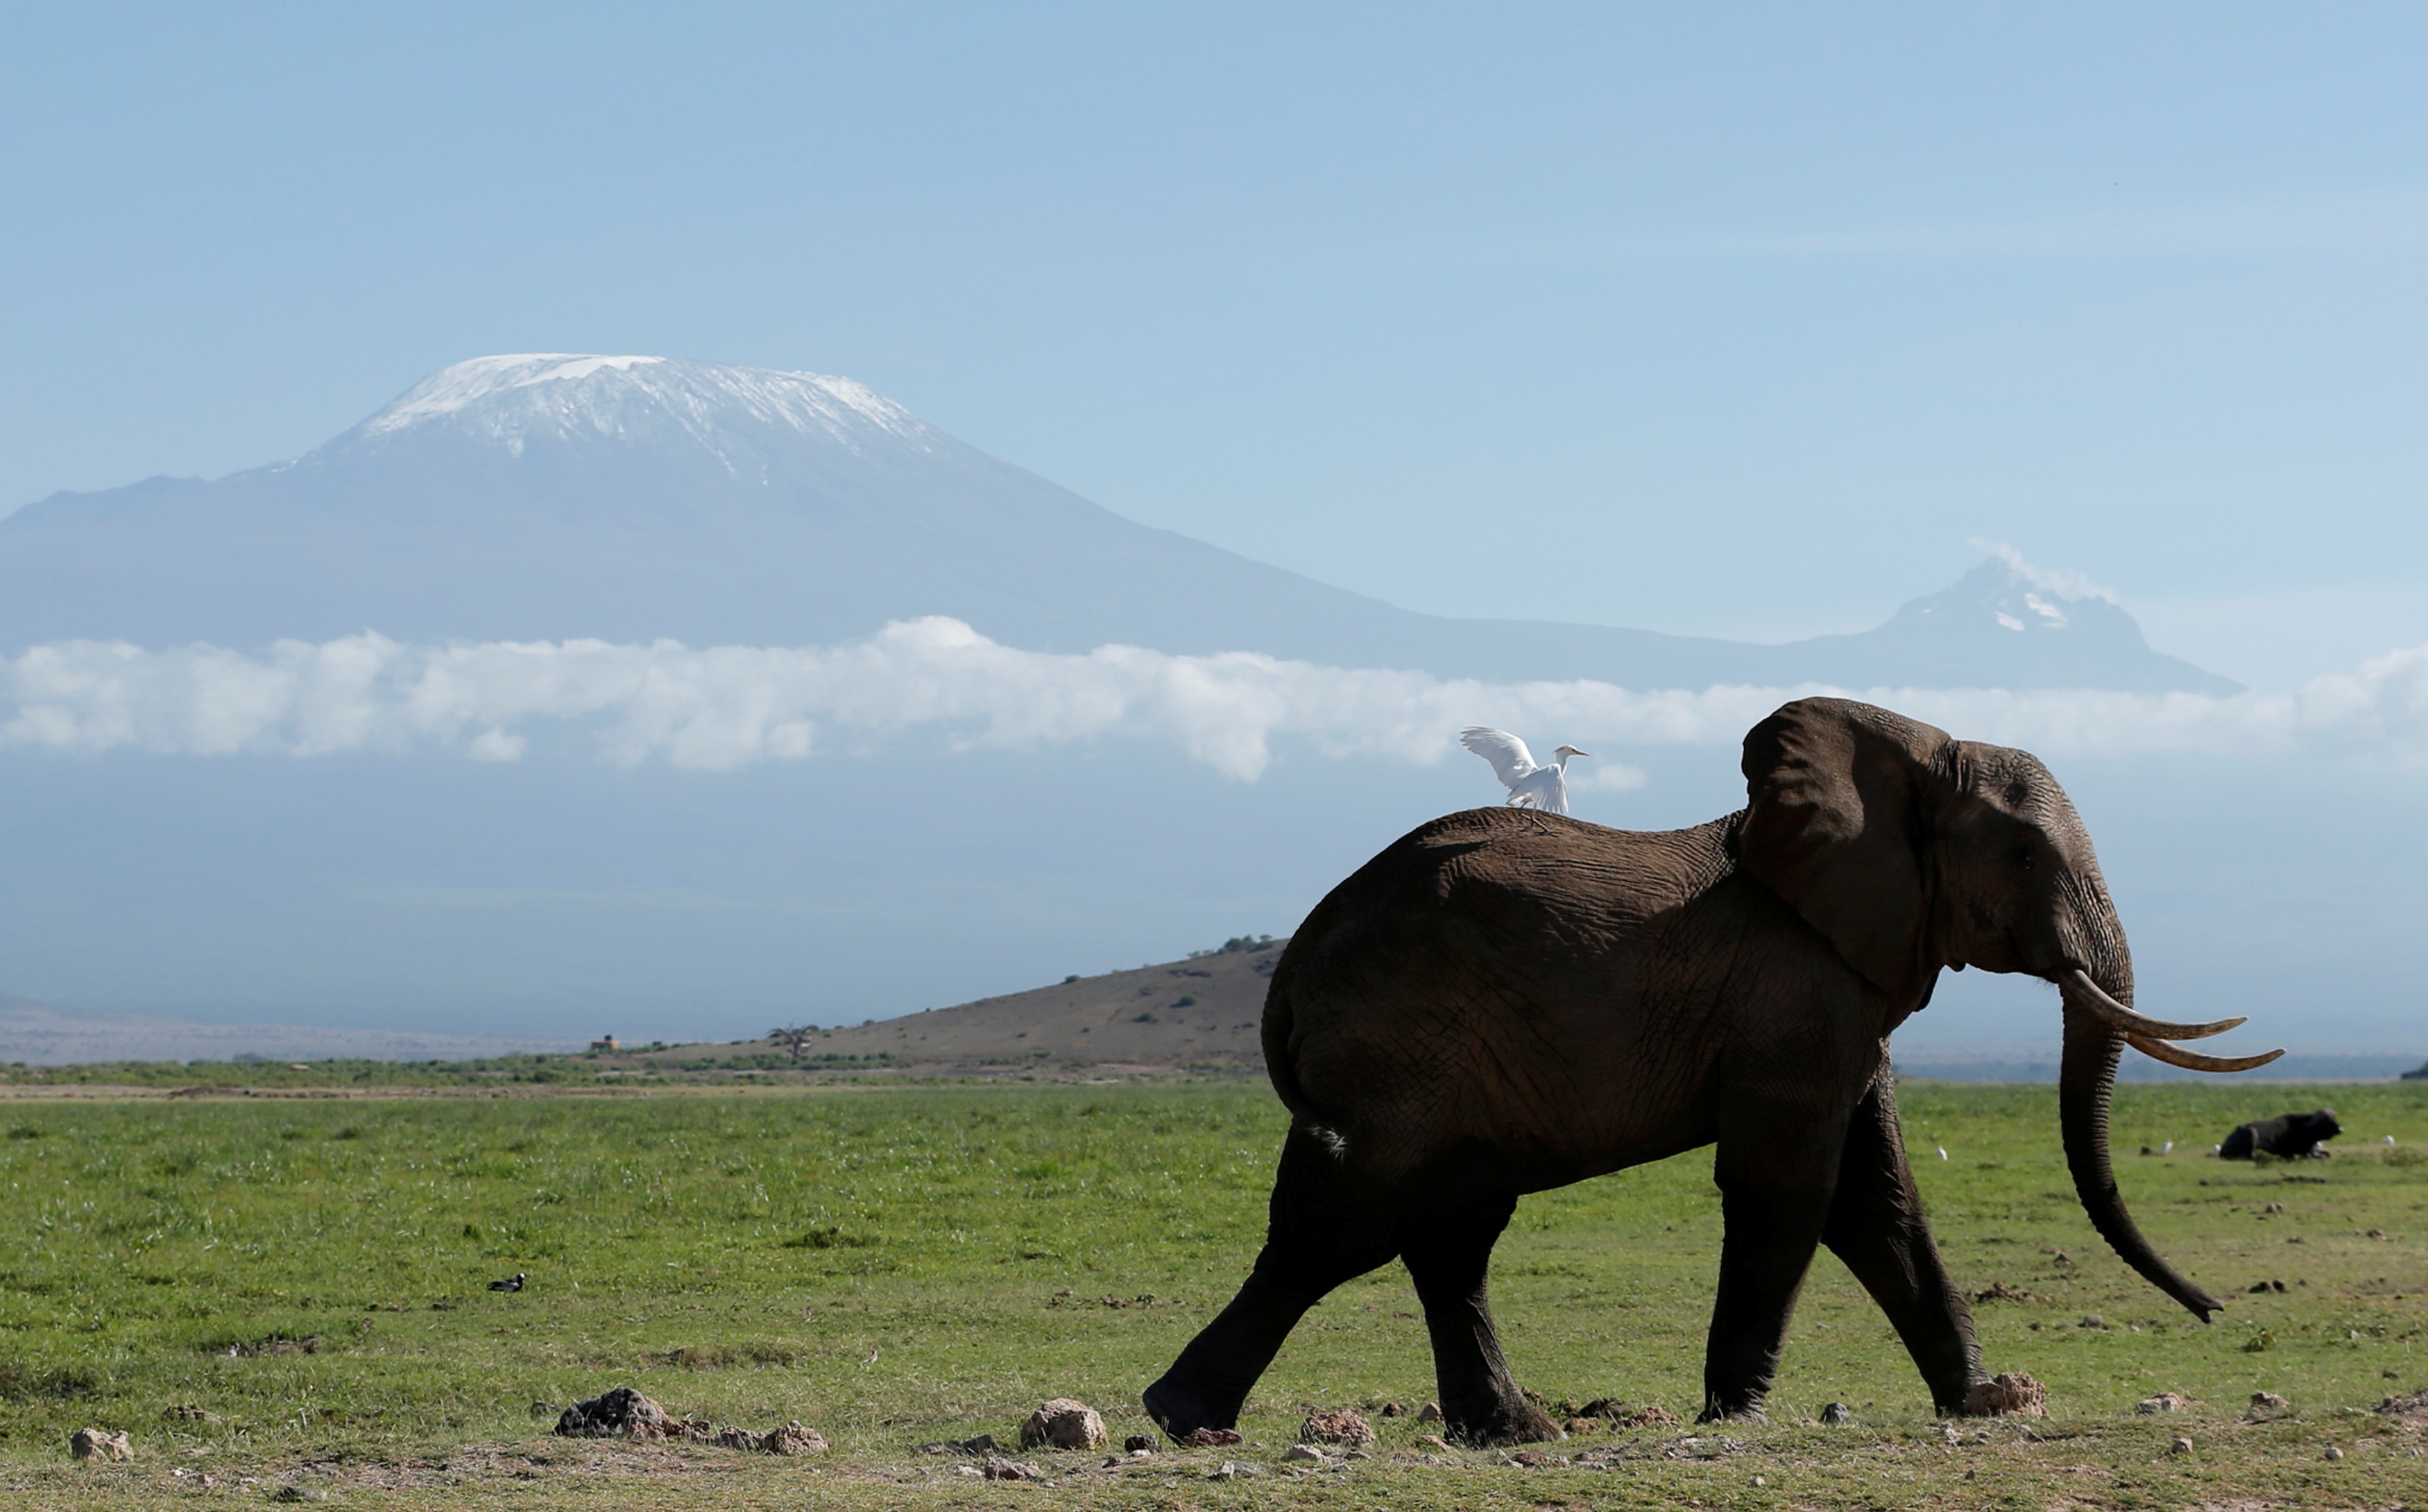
[2058,968,2222,1321]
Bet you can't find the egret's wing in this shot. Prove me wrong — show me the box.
[1540,768,1570,816]
[1459,725,1537,787]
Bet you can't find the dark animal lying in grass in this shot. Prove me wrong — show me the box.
[2221,1110,2340,1160]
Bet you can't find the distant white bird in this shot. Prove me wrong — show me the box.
[1460,727,1591,816]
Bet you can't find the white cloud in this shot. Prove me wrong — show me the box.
[1970,539,2115,604]
[6,619,2428,778]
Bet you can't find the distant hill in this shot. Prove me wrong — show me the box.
[655,936,1286,1073]
[0,353,2231,693]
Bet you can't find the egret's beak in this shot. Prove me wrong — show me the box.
[1558,746,1590,758]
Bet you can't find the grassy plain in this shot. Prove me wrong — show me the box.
[1,1079,2424,1509]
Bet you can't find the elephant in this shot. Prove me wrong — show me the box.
[1143,697,2282,1445]
[2221,1110,2339,1160]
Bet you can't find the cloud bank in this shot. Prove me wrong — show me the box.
[6,618,2428,779]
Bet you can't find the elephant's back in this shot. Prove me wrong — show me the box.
[1262,808,1745,1171]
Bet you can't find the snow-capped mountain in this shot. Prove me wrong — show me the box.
[345,353,932,467]
[0,354,2232,693]
[1779,558,2237,693]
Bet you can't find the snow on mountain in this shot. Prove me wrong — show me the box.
[0,354,2232,694]
[354,354,930,466]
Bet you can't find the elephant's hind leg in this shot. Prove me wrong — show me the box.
[1401,1192,1562,1447]
[1820,1069,1983,1415]
[1143,1124,1396,1439]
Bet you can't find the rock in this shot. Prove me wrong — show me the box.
[1416,1434,1451,1451]
[982,1456,1044,1480]
[69,1428,132,1462]
[1821,1402,1853,1425]
[1176,1427,1242,1447]
[1122,1434,1154,1453]
[1507,1450,1554,1467]
[1415,1401,1444,1423]
[1965,1373,2048,1417]
[760,1421,829,1455]
[1207,1460,1260,1479]
[949,1464,982,1478]
[1299,1408,1375,1449]
[2136,1393,2192,1415]
[1020,1398,1106,1451]
[2170,1436,2194,1454]
[2248,1391,2291,1417]
[1972,1281,2042,1303]
[2324,1445,2345,1461]
[1283,1443,1329,1463]
[556,1387,674,1439]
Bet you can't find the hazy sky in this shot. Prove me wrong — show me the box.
[5,3,2423,683]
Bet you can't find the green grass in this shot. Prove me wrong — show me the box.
[3,1079,2425,1507]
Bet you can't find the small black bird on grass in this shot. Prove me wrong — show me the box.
[488,1273,526,1293]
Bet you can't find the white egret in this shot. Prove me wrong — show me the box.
[1459,726,1591,816]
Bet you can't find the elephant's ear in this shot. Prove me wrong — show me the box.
[1739,697,1953,1005]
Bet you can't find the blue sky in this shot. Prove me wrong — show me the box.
[6,3,2425,683]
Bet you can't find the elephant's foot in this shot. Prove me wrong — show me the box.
[1695,1404,1769,1426]
[1142,1372,1242,1441]
[1444,1396,1564,1448]
[1954,1373,2047,1418]
[1697,1386,1771,1425]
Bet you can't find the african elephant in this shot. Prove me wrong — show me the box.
[1143,697,2281,1445]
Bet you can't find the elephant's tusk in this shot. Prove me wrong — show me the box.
[2060,969,2247,1041]
[2125,1031,2286,1074]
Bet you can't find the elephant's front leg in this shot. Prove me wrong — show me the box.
[1701,1097,1847,1423]
[1821,1067,1984,1414]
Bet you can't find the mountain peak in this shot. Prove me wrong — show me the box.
[1829,550,2239,694]
[345,353,932,464]
[361,354,668,432]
